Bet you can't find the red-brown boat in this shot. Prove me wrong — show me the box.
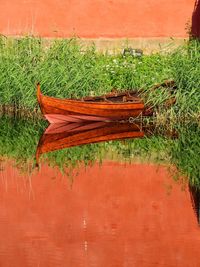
[37,83,152,123]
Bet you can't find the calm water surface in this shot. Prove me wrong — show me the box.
[0,116,200,267]
[0,160,200,267]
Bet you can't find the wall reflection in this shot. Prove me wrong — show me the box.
[0,161,199,267]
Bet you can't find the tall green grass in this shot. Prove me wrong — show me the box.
[0,36,199,121]
[0,36,43,109]
[0,36,171,108]
[170,40,200,118]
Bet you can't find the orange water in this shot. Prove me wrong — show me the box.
[0,161,199,267]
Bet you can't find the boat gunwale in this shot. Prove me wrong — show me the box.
[42,94,144,107]
[37,83,144,108]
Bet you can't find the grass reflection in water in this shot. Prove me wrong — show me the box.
[0,115,199,188]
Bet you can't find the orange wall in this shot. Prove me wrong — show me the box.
[0,161,200,266]
[0,0,195,38]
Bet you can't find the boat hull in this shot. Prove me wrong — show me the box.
[37,84,146,123]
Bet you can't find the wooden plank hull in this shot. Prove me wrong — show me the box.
[37,84,150,123]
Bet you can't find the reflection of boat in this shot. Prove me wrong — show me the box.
[37,83,153,124]
[36,121,145,164]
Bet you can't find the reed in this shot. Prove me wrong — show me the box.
[170,40,200,118]
[0,36,199,185]
[0,36,199,123]
[0,38,172,109]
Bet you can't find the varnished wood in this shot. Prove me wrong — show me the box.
[36,83,151,122]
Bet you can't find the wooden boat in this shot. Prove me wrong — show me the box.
[36,121,146,164]
[37,83,153,123]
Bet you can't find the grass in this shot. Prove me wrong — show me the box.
[169,41,200,119]
[0,36,199,186]
[0,35,199,123]
[170,123,200,187]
